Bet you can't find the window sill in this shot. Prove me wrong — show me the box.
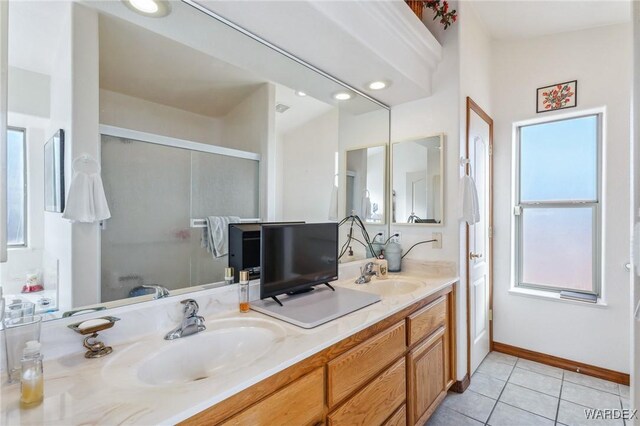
[508,287,607,308]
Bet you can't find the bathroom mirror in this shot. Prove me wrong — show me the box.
[1,0,390,319]
[345,145,386,224]
[391,134,444,225]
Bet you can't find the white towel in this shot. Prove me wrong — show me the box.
[328,184,338,221]
[62,156,111,223]
[361,190,372,220]
[201,216,240,258]
[459,175,480,225]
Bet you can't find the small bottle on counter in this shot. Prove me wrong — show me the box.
[376,258,388,280]
[238,270,250,313]
[20,340,44,408]
[224,267,235,286]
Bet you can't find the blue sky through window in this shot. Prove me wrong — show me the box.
[520,115,597,202]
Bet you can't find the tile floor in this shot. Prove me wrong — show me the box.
[427,352,631,426]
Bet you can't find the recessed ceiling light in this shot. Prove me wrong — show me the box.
[123,0,171,17]
[295,91,307,97]
[333,92,352,101]
[368,81,388,90]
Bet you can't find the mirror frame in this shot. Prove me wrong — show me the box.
[390,133,445,226]
[343,143,388,225]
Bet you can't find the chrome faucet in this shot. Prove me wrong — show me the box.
[141,285,170,299]
[355,262,378,284]
[165,299,206,340]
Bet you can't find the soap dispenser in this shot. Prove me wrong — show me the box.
[20,340,44,408]
[385,242,403,273]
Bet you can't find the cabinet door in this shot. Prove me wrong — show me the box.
[407,327,447,426]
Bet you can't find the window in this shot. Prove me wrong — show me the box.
[514,114,601,295]
[7,128,26,247]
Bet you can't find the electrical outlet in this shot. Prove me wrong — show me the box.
[432,232,442,249]
[374,230,386,244]
[390,232,401,243]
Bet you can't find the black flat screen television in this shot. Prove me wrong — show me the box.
[228,222,304,282]
[260,223,338,301]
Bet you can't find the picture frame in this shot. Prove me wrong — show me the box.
[44,129,65,213]
[536,80,577,113]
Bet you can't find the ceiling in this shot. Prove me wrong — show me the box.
[469,0,631,40]
[274,84,334,137]
[99,14,267,118]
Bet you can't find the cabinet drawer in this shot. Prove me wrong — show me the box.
[220,368,324,426]
[383,404,406,426]
[327,321,406,407]
[328,358,406,426]
[407,296,446,346]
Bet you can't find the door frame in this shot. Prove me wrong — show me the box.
[465,97,494,377]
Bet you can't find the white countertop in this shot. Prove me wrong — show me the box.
[1,264,458,425]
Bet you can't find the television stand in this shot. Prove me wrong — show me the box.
[322,282,336,291]
[252,286,381,329]
[271,296,283,307]
[281,283,336,301]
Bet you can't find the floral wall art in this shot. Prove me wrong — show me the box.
[536,80,577,113]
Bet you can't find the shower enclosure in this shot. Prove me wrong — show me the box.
[99,131,260,303]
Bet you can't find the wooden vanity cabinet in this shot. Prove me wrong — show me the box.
[181,284,456,426]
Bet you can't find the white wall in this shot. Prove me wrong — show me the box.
[492,23,632,372]
[99,90,223,146]
[8,67,50,118]
[281,108,338,222]
[221,83,274,220]
[631,0,640,408]
[44,1,73,312]
[389,7,465,379]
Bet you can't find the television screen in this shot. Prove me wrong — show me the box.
[260,223,338,300]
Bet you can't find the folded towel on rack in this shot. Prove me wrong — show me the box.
[459,175,480,225]
[201,216,240,258]
[62,155,111,223]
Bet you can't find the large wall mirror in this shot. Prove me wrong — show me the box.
[345,145,386,225]
[2,0,390,319]
[392,134,444,225]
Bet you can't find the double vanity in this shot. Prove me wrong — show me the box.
[1,261,458,425]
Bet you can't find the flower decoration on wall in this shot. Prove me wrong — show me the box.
[405,0,458,29]
[536,80,577,113]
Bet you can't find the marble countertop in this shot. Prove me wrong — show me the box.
[1,264,458,425]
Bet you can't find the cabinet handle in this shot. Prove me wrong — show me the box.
[469,252,483,260]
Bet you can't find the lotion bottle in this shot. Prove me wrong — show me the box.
[239,270,250,313]
[20,340,43,408]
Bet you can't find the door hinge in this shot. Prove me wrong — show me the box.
[513,205,522,216]
[488,226,494,238]
[489,309,493,321]
[488,145,493,156]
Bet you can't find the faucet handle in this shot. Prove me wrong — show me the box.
[181,299,199,317]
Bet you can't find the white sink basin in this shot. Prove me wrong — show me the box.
[361,279,423,296]
[105,317,286,387]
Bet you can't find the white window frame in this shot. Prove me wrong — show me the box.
[7,126,27,248]
[512,110,603,296]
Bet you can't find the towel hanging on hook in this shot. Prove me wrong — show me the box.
[62,154,111,223]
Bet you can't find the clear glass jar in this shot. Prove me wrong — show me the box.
[20,341,44,408]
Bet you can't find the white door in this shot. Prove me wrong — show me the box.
[468,101,493,374]
[631,0,639,415]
